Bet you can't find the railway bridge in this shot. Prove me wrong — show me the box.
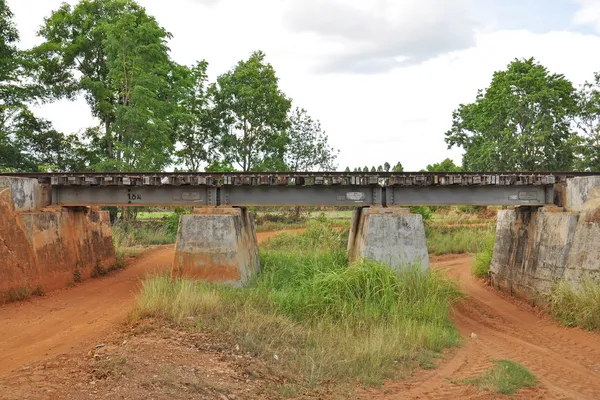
[1,172,599,292]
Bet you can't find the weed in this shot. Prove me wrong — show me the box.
[461,360,537,395]
[73,268,82,283]
[91,259,107,278]
[31,285,44,297]
[547,277,600,331]
[472,235,495,277]
[7,287,30,302]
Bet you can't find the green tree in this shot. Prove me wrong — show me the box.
[445,57,579,171]
[171,60,215,171]
[35,0,177,171]
[213,51,291,172]
[344,166,351,172]
[0,0,75,172]
[370,166,376,172]
[363,166,369,172]
[576,72,600,171]
[392,162,404,172]
[384,162,391,172]
[285,107,338,171]
[425,158,462,172]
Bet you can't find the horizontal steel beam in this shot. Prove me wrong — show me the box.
[51,184,553,207]
[386,185,552,206]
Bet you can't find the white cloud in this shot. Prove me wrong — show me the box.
[7,0,600,171]
[573,0,600,32]
[284,0,477,73]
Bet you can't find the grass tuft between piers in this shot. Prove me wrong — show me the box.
[133,224,463,387]
[460,360,537,395]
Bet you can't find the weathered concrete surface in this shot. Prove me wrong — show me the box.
[564,188,600,283]
[172,207,260,285]
[0,177,51,211]
[566,176,600,212]
[0,185,116,301]
[348,207,429,271]
[491,176,600,303]
[490,207,579,302]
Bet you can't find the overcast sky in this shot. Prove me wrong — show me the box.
[8,0,600,171]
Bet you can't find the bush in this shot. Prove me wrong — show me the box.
[547,277,600,331]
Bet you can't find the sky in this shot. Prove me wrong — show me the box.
[7,0,600,171]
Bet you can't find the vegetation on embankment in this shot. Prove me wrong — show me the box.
[134,224,462,387]
[460,360,537,395]
[547,277,600,331]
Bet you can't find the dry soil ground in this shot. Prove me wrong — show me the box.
[0,233,599,399]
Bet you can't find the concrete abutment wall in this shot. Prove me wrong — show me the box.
[0,178,116,301]
[490,177,600,304]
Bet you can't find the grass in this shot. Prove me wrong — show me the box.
[112,222,176,265]
[472,234,495,277]
[426,224,496,255]
[547,277,600,331]
[5,284,44,303]
[461,360,537,395]
[133,224,462,387]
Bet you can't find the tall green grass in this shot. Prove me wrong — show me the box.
[472,235,495,277]
[426,225,495,255]
[547,277,600,331]
[134,224,462,386]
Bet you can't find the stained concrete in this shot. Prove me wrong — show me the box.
[348,207,429,271]
[0,184,115,301]
[172,207,260,285]
[566,176,600,212]
[491,176,600,303]
[490,207,579,302]
[0,177,48,211]
[564,188,600,283]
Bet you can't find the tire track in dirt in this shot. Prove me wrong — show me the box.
[364,254,600,399]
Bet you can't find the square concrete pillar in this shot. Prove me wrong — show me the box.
[172,207,260,285]
[348,207,429,271]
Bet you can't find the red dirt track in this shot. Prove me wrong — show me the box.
[1,236,600,398]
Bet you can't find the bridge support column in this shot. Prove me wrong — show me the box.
[172,207,260,286]
[347,207,429,271]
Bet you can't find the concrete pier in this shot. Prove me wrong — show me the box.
[347,207,429,271]
[171,207,260,285]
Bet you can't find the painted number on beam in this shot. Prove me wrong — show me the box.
[127,193,142,200]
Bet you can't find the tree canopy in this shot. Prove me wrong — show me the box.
[445,58,580,172]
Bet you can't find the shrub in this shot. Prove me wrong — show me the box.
[547,277,600,331]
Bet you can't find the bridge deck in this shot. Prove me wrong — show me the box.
[1,172,593,207]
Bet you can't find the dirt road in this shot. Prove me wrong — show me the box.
[0,230,296,376]
[368,254,600,399]
[1,237,600,398]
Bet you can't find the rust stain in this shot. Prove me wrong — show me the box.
[0,190,116,302]
[172,252,241,281]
